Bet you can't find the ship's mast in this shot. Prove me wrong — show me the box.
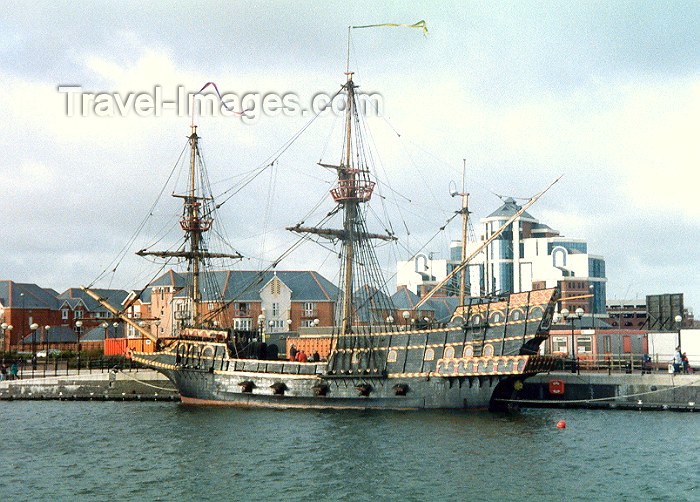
[136,124,243,328]
[287,72,395,335]
[188,125,201,322]
[340,72,356,335]
[458,159,469,306]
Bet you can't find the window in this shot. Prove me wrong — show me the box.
[423,348,435,361]
[74,310,83,319]
[271,278,281,295]
[387,349,398,363]
[234,318,252,330]
[235,303,250,316]
[267,320,286,332]
[577,336,592,354]
[552,336,568,353]
[444,346,455,359]
[303,302,317,316]
[272,302,280,317]
[61,309,69,320]
[301,319,316,328]
[604,336,612,353]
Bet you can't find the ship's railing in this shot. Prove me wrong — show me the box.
[549,352,695,375]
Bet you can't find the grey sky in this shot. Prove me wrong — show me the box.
[1,2,698,310]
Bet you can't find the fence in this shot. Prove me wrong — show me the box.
[0,354,147,381]
[554,353,694,374]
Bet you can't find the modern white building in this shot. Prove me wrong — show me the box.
[397,197,607,314]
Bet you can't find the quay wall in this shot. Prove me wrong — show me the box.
[522,372,700,411]
[0,370,178,401]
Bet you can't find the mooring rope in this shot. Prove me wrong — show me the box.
[116,368,177,392]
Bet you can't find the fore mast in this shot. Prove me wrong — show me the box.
[136,124,242,329]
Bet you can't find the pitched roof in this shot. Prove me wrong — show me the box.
[82,323,126,341]
[354,285,393,323]
[427,297,461,323]
[0,281,61,309]
[58,288,129,313]
[486,197,535,220]
[22,326,77,344]
[157,269,339,302]
[390,286,432,311]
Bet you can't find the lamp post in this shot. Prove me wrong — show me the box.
[44,325,50,376]
[402,310,410,329]
[75,320,83,372]
[257,314,264,343]
[561,308,583,373]
[1,324,12,360]
[30,322,39,376]
[386,315,394,331]
[1,322,7,355]
[675,314,683,349]
[551,312,562,356]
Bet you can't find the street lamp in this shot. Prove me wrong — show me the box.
[386,315,394,328]
[75,320,83,371]
[560,308,583,373]
[30,323,39,373]
[44,325,50,363]
[675,314,683,349]
[1,324,12,356]
[257,314,264,343]
[402,310,410,329]
[1,322,7,354]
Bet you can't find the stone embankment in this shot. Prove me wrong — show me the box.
[0,369,179,401]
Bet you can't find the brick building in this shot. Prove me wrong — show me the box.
[144,269,338,338]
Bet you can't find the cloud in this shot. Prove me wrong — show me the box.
[1,3,698,310]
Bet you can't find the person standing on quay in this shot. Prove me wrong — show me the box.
[10,361,18,380]
[673,347,683,374]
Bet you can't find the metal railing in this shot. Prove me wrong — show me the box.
[0,354,146,381]
[550,353,694,375]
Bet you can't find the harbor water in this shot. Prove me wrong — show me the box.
[1,402,698,501]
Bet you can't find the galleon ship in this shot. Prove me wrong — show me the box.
[84,69,561,410]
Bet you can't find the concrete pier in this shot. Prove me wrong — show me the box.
[0,369,179,401]
[520,372,700,411]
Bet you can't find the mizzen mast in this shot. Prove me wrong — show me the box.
[458,159,470,306]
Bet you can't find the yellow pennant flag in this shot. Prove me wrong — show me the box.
[352,20,428,37]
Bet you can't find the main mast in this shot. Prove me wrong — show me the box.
[340,72,357,335]
[287,72,395,335]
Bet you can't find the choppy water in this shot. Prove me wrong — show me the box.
[1,402,698,501]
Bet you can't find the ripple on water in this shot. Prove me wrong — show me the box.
[0,403,698,501]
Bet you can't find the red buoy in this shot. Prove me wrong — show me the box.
[557,420,566,429]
